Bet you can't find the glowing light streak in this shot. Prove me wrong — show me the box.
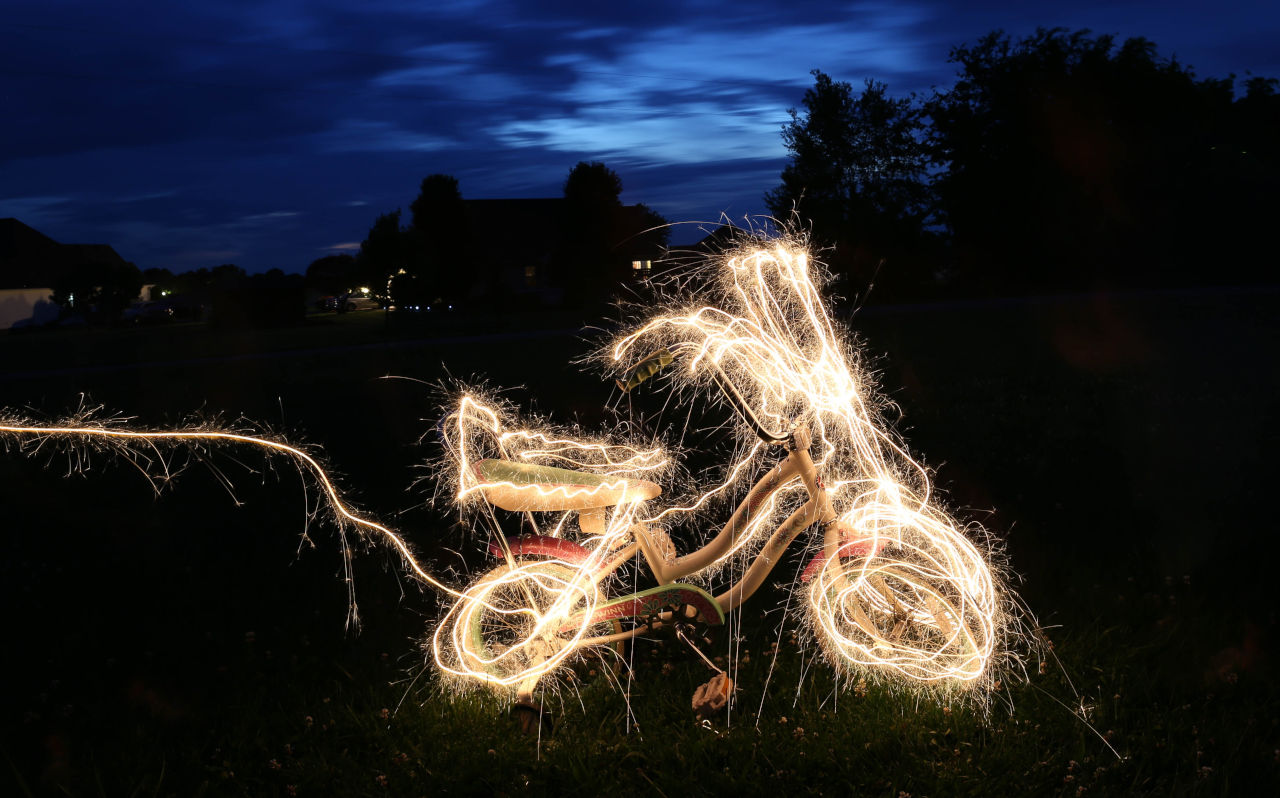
[501,431,666,473]
[430,393,671,689]
[605,240,1004,686]
[809,501,996,683]
[0,420,474,602]
[2,230,1013,702]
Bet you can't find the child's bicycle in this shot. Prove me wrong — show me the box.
[432,241,1001,731]
[0,236,1004,735]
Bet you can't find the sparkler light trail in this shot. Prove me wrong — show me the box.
[0,413,465,608]
[431,392,666,691]
[604,236,1009,690]
[0,228,1019,712]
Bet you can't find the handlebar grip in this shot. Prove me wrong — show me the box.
[616,348,675,393]
[618,345,789,444]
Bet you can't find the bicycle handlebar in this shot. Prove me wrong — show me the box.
[617,345,791,445]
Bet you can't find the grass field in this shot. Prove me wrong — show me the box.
[1,290,1276,796]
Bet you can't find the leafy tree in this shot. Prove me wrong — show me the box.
[51,258,143,322]
[305,253,359,297]
[766,71,933,296]
[357,210,408,302]
[563,161,624,208]
[1226,76,1280,255]
[167,267,211,300]
[209,263,248,294]
[407,174,472,304]
[924,28,1258,291]
[557,161,668,309]
[629,203,670,255]
[206,267,304,329]
[141,267,175,297]
[410,174,467,233]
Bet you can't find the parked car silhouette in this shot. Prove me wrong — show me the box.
[332,292,379,313]
[121,300,176,324]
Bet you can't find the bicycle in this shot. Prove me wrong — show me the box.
[431,241,1001,730]
[0,238,1004,734]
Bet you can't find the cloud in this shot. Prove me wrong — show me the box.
[0,195,74,227]
[486,9,934,167]
[237,211,303,224]
[113,190,180,204]
[614,19,931,88]
[315,119,459,154]
[494,104,787,165]
[6,0,1278,275]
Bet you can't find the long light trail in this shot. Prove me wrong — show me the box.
[1,233,1012,699]
[0,421,468,601]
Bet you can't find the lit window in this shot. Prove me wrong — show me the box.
[631,260,651,272]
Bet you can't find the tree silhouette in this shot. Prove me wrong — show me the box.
[141,267,174,294]
[50,258,143,322]
[558,161,668,309]
[358,210,408,304]
[1224,76,1280,267]
[766,71,933,297]
[924,28,1265,291]
[408,174,472,304]
[563,161,624,208]
[305,254,359,297]
[204,266,304,329]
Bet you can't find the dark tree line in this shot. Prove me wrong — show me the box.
[44,257,307,330]
[142,264,305,328]
[769,28,1280,299]
[51,258,143,323]
[341,162,668,314]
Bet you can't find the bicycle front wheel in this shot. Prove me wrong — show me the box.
[434,556,619,692]
[807,516,998,687]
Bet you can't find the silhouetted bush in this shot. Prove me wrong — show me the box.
[207,269,305,330]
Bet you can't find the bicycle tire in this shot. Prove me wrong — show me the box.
[809,556,991,684]
[442,557,624,691]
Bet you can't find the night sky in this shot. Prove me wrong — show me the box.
[4,1,1277,273]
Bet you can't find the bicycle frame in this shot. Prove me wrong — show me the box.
[632,423,834,612]
[518,421,839,665]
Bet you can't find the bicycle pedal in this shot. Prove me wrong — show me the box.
[692,672,733,720]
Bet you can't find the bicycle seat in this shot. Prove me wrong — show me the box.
[472,459,661,512]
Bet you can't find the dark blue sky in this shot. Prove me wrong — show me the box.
[3,1,1277,273]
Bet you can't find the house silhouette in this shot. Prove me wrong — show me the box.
[0,218,132,329]
[458,199,666,306]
